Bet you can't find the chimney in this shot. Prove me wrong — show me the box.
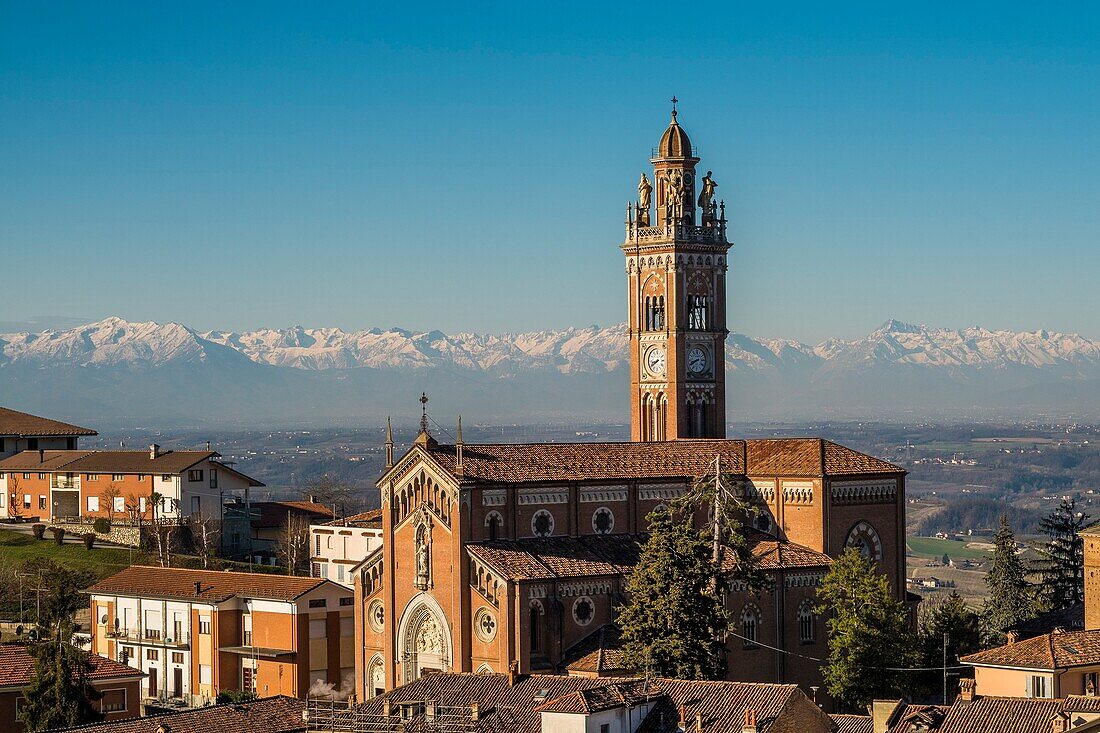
[382,699,391,718]
[1052,712,1069,733]
[695,713,703,731]
[741,709,757,733]
[871,700,903,733]
[149,444,160,460]
[425,701,436,722]
[38,449,44,463]
[193,582,202,596]
[677,705,687,733]
[508,660,519,687]
[1053,626,1066,635]
[470,702,479,722]
[1006,631,1020,644]
[959,678,977,702]
[385,417,394,469]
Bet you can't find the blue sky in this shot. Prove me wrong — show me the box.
[2,2,1098,343]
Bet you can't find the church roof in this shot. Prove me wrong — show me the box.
[657,109,694,159]
[467,532,830,582]
[415,438,901,486]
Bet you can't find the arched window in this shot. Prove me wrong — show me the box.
[741,605,759,649]
[798,601,816,644]
[530,600,543,652]
[644,296,652,331]
[485,511,503,540]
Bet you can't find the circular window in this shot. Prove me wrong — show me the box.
[572,596,595,626]
[592,507,614,535]
[755,511,773,534]
[531,510,555,537]
[368,600,385,633]
[474,607,497,643]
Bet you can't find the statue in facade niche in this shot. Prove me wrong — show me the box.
[665,171,684,221]
[414,522,430,589]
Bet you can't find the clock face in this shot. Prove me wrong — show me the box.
[688,347,708,374]
[646,347,666,375]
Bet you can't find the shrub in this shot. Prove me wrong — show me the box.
[31,524,46,540]
[216,689,257,704]
[82,533,96,550]
[51,527,65,545]
[92,518,111,534]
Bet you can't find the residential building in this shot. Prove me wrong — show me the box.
[0,446,262,522]
[51,695,307,733]
[0,406,96,460]
[87,566,354,706]
[249,501,334,558]
[355,109,911,702]
[305,671,835,733]
[873,681,1100,732]
[961,628,1100,699]
[310,510,382,587]
[0,644,144,732]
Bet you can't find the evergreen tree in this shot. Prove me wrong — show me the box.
[618,507,732,679]
[816,548,920,712]
[917,591,981,702]
[1033,498,1089,611]
[980,514,1035,645]
[618,459,766,679]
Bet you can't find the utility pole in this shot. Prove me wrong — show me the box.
[943,631,949,705]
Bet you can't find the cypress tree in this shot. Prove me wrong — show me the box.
[981,514,1035,645]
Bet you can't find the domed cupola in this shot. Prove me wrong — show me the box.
[656,108,695,160]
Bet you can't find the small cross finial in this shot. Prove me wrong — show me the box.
[419,392,429,434]
[670,96,678,118]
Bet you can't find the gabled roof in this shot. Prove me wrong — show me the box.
[961,628,1100,670]
[561,624,630,676]
[934,696,1064,733]
[52,695,306,733]
[0,644,143,690]
[742,530,832,570]
[0,407,97,437]
[398,437,901,487]
[0,449,263,485]
[833,714,874,733]
[87,565,339,603]
[634,678,820,733]
[251,501,334,528]
[535,679,661,714]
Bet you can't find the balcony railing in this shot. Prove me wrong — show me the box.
[51,477,80,490]
[104,627,190,647]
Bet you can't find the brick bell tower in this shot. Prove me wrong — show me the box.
[623,101,731,441]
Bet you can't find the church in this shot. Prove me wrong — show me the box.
[352,108,909,700]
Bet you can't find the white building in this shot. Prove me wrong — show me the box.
[310,510,383,587]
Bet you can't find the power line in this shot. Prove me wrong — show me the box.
[725,631,969,672]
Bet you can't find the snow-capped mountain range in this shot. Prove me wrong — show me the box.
[2,317,1099,423]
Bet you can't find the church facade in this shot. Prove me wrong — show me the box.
[352,109,908,700]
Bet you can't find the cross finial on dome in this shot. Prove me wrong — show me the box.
[670,95,679,119]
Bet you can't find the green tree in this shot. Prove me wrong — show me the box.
[981,514,1035,645]
[18,562,103,732]
[618,507,732,679]
[619,460,766,679]
[1033,498,1089,611]
[918,591,981,702]
[816,548,919,712]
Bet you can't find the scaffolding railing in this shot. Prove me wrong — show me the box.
[304,699,480,733]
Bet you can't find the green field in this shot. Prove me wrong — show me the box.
[906,535,991,561]
[0,529,282,580]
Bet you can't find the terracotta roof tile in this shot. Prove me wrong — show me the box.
[961,628,1100,670]
[833,714,874,733]
[536,680,661,714]
[0,449,265,487]
[87,565,338,603]
[739,530,832,570]
[935,696,1064,733]
[561,624,630,675]
[0,407,97,437]
[251,501,334,528]
[412,438,900,485]
[0,645,143,690]
[322,509,382,527]
[54,695,306,733]
[467,535,642,581]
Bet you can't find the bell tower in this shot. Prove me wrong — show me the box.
[623,102,731,442]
